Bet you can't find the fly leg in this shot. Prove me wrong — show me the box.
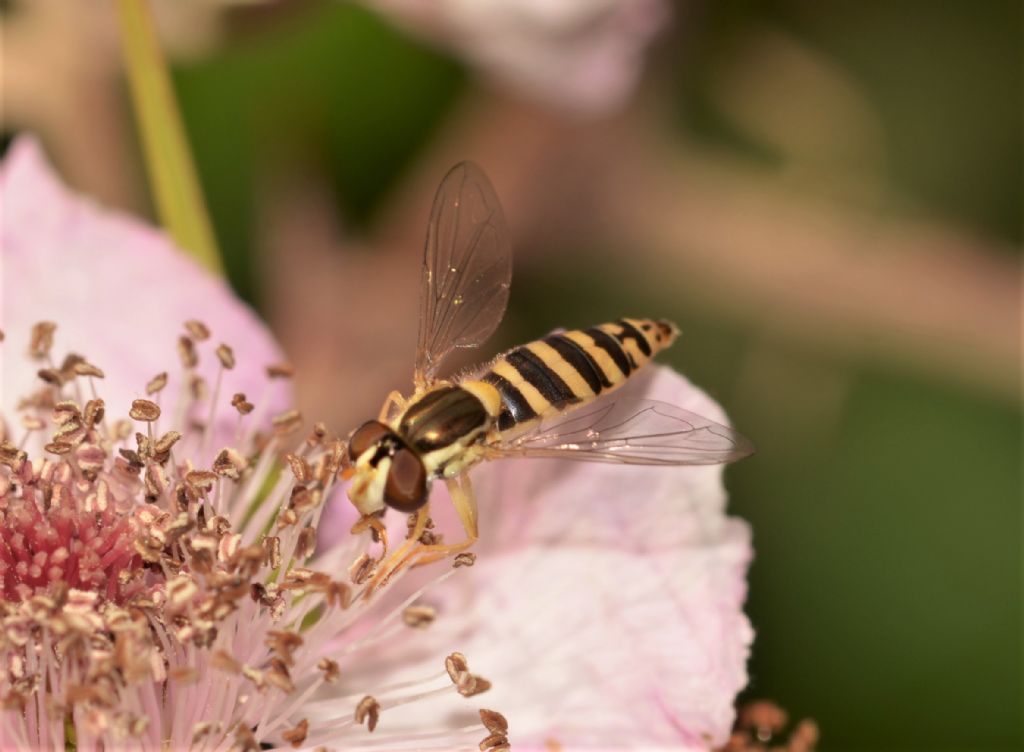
[409,475,478,567]
[377,391,407,423]
[364,476,479,591]
[366,506,431,593]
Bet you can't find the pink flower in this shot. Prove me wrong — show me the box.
[362,0,671,113]
[1,137,753,751]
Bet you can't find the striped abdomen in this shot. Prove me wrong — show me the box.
[478,318,679,432]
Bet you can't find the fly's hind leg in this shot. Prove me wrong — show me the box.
[410,475,479,567]
[450,474,479,543]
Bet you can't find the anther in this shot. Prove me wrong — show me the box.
[184,320,211,341]
[266,630,304,666]
[306,422,328,447]
[153,431,182,457]
[265,657,295,692]
[281,718,308,748]
[231,393,254,415]
[402,604,436,628]
[479,709,508,735]
[324,580,352,609]
[20,415,45,431]
[72,361,104,378]
[295,527,317,560]
[264,536,281,569]
[215,344,236,370]
[29,321,57,359]
[37,368,64,386]
[129,399,161,422]
[317,658,340,683]
[349,554,376,585]
[272,410,303,436]
[445,652,469,683]
[211,650,242,674]
[445,653,491,697]
[44,441,72,455]
[146,372,168,394]
[213,448,247,479]
[354,695,380,732]
[184,470,217,491]
[178,336,198,369]
[458,674,492,697]
[83,399,105,427]
[453,552,477,568]
[479,731,510,751]
[285,453,311,483]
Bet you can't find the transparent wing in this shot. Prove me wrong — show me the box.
[415,162,512,385]
[491,398,754,465]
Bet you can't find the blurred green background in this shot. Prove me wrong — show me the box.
[4,0,1020,749]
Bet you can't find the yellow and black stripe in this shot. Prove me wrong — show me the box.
[478,318,679,432]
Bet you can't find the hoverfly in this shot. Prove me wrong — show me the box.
[344,163,752,583]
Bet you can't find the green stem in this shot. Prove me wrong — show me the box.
[115,0,223,276]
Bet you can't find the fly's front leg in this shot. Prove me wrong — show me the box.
[367,505,431,593]
[366,475,479,590]
[378,390,407,422]
[410,475,478,567]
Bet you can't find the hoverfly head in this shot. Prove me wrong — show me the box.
[345,420,429,516]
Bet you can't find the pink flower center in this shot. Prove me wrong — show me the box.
[0,493,142,603]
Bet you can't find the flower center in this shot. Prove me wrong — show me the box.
[0,487,144,603]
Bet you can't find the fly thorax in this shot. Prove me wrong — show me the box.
[398,386,493,478]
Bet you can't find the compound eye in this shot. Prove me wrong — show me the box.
[383,448,428,513]
[348,420,392,461]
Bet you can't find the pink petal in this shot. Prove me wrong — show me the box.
[0,136,290,454]
[444,530,752,751]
